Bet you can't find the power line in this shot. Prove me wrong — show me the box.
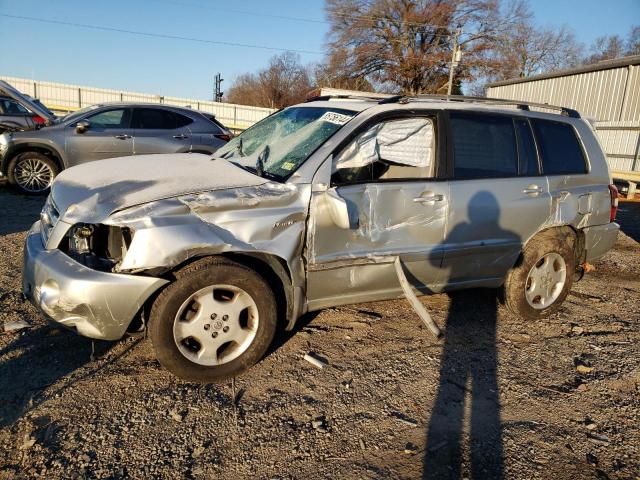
[0,13,324,55]
[157,0,457,31]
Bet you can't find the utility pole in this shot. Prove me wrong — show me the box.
[214,73,224,102]
[447,27,463,96]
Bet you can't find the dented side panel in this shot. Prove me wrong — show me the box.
[108,183,312,295]
[305,181,449,307]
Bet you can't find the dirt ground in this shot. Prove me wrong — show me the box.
[0,188,638,480]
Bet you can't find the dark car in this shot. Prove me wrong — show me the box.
[0,84,232,194]
[0,80,57,134]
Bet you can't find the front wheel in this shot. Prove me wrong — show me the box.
[7,151,59,195]
[502,229,576,320]
[149,257,277,383]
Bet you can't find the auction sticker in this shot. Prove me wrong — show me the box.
[320,111,352,125]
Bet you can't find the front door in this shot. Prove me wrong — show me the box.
[65,108,133,166]
[305,115,449,310]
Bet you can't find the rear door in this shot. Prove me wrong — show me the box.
[306,113,450,309]
[65,108,134,166]
[441,112,551,286]
[131,107,192,154]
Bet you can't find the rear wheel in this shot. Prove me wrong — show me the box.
[7,151,59,195]
[502,229,576,320]
[149,257,277,383]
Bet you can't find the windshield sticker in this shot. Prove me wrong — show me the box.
[281,162,296,171]
[319,111,352,126]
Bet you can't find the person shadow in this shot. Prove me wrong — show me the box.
[423,191,522,480]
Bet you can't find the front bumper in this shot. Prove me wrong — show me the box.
[583,222,619,262]
[22,221,168,340]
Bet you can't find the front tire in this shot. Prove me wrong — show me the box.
[149,257,277,383]
[7,151,59,195]
[502,229,576,320]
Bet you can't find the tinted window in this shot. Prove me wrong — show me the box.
[132,108,181,129]
[531,119,587,175]
[451,113,518,179]
[0,99,29,115]
[87,109,130,128]
[514,119,539,176]
[174,112,193,128]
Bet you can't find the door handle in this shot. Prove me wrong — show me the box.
[173,134,189,139]
[413,193,444,204]
[114,134,131,140]
[522,184,544,195]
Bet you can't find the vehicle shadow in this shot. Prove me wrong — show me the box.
[0,325,114,428]
[423,191,513,479]
[0,189,46,235]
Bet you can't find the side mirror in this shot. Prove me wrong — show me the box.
[324,188,351,229]
[75,120,90,134]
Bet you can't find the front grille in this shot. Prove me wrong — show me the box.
[40,196,60,245]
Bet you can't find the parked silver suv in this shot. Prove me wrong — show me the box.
[22,95,620,382]
[0,98,232,194]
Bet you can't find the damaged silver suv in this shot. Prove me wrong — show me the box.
[23,95,620,382]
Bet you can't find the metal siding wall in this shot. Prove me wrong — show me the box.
[0,75,275,129]
[487,65,640,173]
[487,66,634,121]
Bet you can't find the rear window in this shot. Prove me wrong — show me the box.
[531,119,587,175]
[450,113,518,179]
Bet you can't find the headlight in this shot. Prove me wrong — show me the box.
[0,132,10,148]
[64,224,132,271]
[68,224,94,254]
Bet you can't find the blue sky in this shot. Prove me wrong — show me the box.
[0,0,638,100]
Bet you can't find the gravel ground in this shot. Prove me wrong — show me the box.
[0,188,638,480]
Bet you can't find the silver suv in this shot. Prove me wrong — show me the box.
[0,99,232,194]
[22,95,620,382]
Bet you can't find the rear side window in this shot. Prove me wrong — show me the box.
[450,113,517,178]
[132,108,191,129]
[514,119,539,176]
[0,99,29,115]
[531,119,587,175]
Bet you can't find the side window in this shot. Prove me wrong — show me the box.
[450,113,518,179]
[514,118,539,176]
[531,119,587,175]
[132,108,180,129]
[174,112,194,128]
[332,117,435,184]
[87,109,130,129]
[0,99,29,115]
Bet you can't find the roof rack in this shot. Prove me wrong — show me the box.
[404,94,581,118]
[305,94,400,105]
[305,93,581,118]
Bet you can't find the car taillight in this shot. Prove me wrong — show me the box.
[214,133,232,142]
[608,184,618,222]
[32,115,46,125]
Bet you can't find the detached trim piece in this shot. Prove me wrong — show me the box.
[393,257,442,339]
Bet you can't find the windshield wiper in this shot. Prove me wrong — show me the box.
[256,145,270,178]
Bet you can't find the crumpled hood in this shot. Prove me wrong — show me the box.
[51,153,267,224]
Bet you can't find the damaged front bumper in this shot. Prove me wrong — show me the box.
[22,221,168,340]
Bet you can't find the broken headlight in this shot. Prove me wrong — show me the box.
[64,224,132,271]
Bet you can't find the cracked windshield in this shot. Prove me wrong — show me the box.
[214,106,356,180]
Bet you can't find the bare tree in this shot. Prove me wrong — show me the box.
[324,0,528,95]
[226,52,313,108]
[482,19,582,81]
[584,34,626,64]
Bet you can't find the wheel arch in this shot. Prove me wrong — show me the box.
[154,252,296,331]
[4,143,65,175]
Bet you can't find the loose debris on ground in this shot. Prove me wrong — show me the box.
[0,190,638,479]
